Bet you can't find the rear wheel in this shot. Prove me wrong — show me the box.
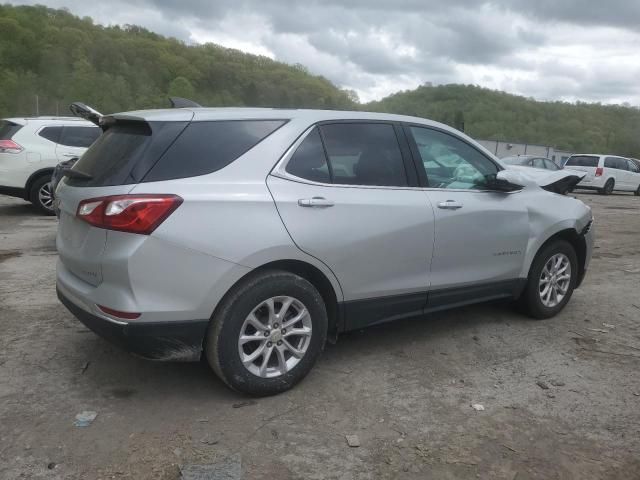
[29,176,55,216]
[519,240,578,319]
[599,179,614,195]
[635,184,640,196]
[205,271,328,396]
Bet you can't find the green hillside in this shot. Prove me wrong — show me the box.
[366,84,640,156]
[1,5,638,157]
[0,4,355,117]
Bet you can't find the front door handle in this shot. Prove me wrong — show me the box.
[298,197,335,208]
[437,200,463,210]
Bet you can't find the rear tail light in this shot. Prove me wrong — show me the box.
[595,167,604,177]
[76,194,183,235]
[0,139,23,153]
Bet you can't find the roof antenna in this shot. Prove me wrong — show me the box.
[169,97,202,108]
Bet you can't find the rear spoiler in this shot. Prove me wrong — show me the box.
[69,97,201,127]
[69,102,103,127]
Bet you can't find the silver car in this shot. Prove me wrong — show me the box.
[55,108,594,396]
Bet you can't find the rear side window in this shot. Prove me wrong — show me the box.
[320,123,407,187]
[59,126,101,148]
[566,156,598,167]
[0,120,23,139]
[285,123,408,187]
[532,158,545,169]
[604,157,628,170]
[285,128,330,183]
[38,126,63,143]
[145,120,286,182]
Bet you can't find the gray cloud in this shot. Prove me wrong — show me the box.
[498,0,640,31]
[6,0,640,104]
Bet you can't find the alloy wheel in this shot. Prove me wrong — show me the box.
[538,253,571,308]
[38,182,54,210]
[238,296,312,378]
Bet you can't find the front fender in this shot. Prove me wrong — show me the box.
[519,194,593,278]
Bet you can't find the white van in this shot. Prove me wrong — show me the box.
[564,154,640,195]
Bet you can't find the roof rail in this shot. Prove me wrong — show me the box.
[169,97,202,108]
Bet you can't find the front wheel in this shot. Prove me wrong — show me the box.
[635,185,640,196]
[519,240,578,319]
[29,176,55,215]
[205,271,328,396]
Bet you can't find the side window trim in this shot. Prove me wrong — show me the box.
[401,123,503,189]
[315,126,335,182]
[393,124,419,187]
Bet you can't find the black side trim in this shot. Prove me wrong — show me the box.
[339,279,526,332]
[342,292,427,331]
[0,185,27,200]
[58,288,208,361]
[426,279,526,313]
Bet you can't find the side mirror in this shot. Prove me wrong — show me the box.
[486,170,525,192]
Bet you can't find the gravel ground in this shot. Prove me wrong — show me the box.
[0,191,639,480]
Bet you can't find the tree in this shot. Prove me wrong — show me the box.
[168,76,195,99]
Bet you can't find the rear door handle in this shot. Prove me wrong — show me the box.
[298,197,334,208]
[437,200,463,210]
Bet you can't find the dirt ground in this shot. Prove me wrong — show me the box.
[0,191,639,480]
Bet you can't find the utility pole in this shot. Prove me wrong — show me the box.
[35,95,39,116]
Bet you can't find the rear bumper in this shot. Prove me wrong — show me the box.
[0,185,27,200]
[57,286,208,361]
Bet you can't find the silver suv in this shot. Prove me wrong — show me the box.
[56,108,594,396]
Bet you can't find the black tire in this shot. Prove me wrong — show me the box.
[519,240,578,319]
[205,270,328,396]
[29,176,55,215]
[599,179,614,195]
[635,184,640,196]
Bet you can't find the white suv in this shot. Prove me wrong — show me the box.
[565,154,640,196]
[0,117,100,214]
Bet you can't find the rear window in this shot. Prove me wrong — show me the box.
[67,119,285,187]
[144,120,286,182]
[0,120,23,139]
[66,121,189,187]
[566,155,599,167]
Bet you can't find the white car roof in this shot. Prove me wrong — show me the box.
[570,153,627,159]
[3,116,97,127]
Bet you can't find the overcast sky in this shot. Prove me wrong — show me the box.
[8,0,640,104]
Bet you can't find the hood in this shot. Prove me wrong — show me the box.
[504,165,586,195]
